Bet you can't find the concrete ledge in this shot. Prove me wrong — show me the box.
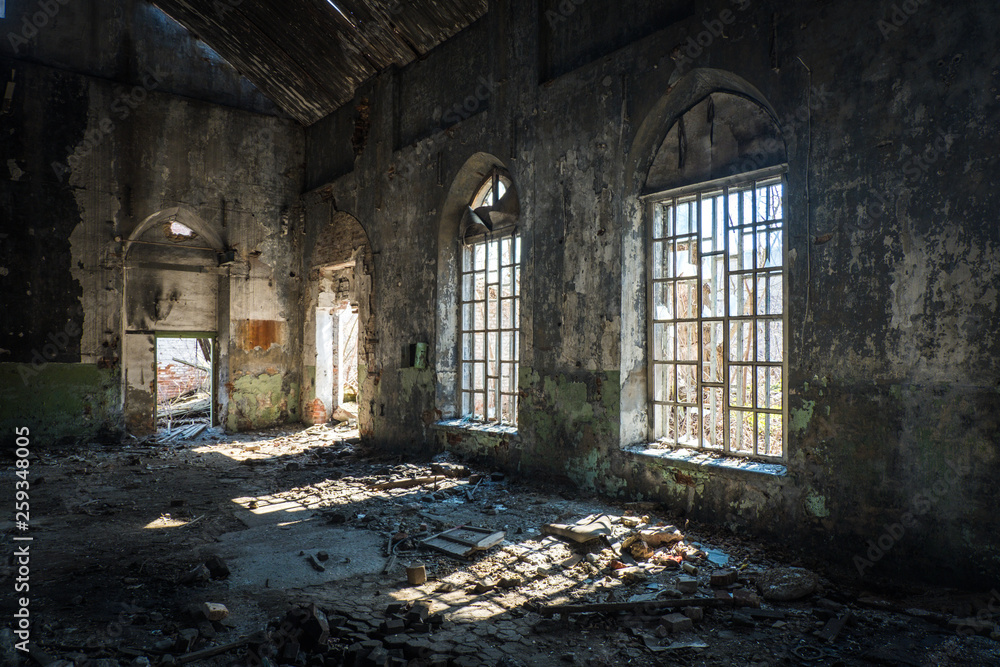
[432,419,520,439]
[624,444,787,477]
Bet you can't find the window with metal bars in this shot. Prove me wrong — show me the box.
[459,174,521,425]
[648,168,786,460]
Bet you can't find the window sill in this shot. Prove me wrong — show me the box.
[624,444,787,477]
[433,419,519,438]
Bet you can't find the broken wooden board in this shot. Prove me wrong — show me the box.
[370,475,447,491]
[539,597,726,617]
[421,526,505,559]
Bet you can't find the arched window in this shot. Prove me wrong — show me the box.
[458,169,520,424]
[640,86,788,461]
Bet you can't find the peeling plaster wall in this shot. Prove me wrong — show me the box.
[1,2,304,441]
[306,0,1000,587]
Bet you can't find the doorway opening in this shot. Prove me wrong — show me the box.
[155,333,214,437]
[315,305,359,423]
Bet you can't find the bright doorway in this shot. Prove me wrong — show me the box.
[315,306,359,422]
[155,333,214,435]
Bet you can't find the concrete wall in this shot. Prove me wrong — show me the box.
[0,0,304,440]
[304,0,1000,587]
[2,0,997,588]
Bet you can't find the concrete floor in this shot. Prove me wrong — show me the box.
[2,424,1000,666]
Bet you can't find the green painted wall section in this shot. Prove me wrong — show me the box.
[226,372,299,431]
[398,367,435,405]
[515,368,624,492]
[0,362,120,444]
[790,398,816,435]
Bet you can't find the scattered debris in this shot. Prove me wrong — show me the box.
[817,611,852,642]
[648,639,710,652]
[677,576,699,594]
[204,555,230,579]
[639,526,685,547]
[370,475,447,491]
[661,612,694,632]
[175,637,254,665]
[539,597,724,617]
[20,422,1000,667]
[201,603,229,622]
[306,554,326,572]
[711,568,738,587]
[430,462,469,478]
[179,564,211,585]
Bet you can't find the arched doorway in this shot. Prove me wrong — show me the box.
[122,208,228,435]
[303,210,373,434]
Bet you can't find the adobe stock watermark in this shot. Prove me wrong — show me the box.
[955,589,1000,638]
[544,0,589,31]
[427,74,499,139]
[851,126,954,232]
[673,0,753,68]
[51,67,166,182]
[6,0,73,54]
[17,305,83,384]
[876,0,932,40]
[853,457,970,576]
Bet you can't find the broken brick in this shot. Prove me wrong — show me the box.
[682,606,704,621]
[676,576,698,594]
[204,555,230,579]
[661,612,693,632]
[710,569,738,587]
[381,618,406,635]
[733,588,762,608]
[201,602,229,621]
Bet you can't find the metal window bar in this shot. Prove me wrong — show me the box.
[648,170,785,460]
[460,231,520,425]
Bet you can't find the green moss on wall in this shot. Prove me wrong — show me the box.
[227,372,299,431]
[790,399,816,435]
[516,367,622,490]
[804,489,831,518]
[0,362,120,444]
[398,367,435,404]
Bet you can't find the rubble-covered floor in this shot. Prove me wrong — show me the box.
[3,425,1000,666]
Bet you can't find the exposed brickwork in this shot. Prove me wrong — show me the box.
[157,363,209,401]
[313,211,369,268]
[157,338,210,401]
[307,397,328,425]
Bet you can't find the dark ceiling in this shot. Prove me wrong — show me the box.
[152,0,488,125]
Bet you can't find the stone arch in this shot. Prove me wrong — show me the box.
[627,68,784,192]
[122,207,228,435]
[125,206,226,259]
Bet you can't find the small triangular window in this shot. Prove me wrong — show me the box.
[165,221,197,241]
